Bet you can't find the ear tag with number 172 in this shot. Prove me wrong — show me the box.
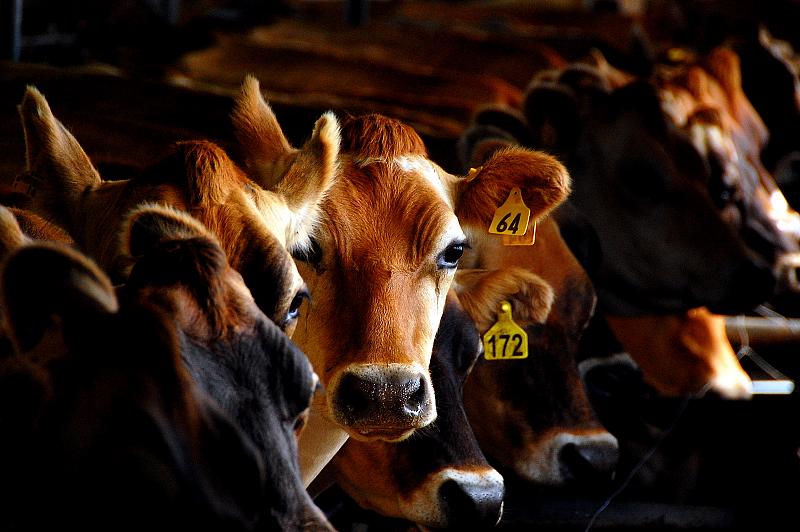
[483,301,528,361]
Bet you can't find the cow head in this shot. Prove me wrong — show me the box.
[17,84,336,335]
[0,242,266,530]
[457,211,618,487]
[328,266,553,529]
[518,72,774,315]
[120,204,332,530]
[233,85,571,444]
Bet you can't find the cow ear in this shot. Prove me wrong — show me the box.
[453,268,554,332]
[1,243,117,353]
[457,124,518,171]
[232,75,340,213]
[704,47,769,148]
[455,145,571,230]
[472,103,531,146]
[0,206,29,262]
[18,86,101,227]
[610,80,671,136]
[124,203,215,259]
[523,82,580,154]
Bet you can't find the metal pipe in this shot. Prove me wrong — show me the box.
[1,0,23,61]
[725,316,800,345]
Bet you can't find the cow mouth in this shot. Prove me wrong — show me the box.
[349,427,415,442]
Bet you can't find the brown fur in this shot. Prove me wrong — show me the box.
[455,146,571,230]
[605,308,752,397]
[454,267,554,332]
[17,84,320,332]
[340,114,427,159]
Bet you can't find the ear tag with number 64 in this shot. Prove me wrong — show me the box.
[489,187,530,238]
[483,300,528,361]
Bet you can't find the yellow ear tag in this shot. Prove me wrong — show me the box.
[488,187,531,239]
[502,219,537,246]
[483,301,528,361]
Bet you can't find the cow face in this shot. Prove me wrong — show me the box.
[521,76,774,315]
[17,84,336,335]
[0,242,265,531]
[329,288,516,529]
[458,215,618,486]
[656,51,800,298]
[121,205,332,531]
[231,85,571,444]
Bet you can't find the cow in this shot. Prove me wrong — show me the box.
[0,242,266,531]
[458,64,772,399]
[119,204,333,531]
[226,82,572,482]
[322,268,554,529]
[16,82,336,335]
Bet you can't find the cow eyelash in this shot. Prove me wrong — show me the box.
[437,240,469,270]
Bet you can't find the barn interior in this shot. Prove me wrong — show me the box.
[2,1,800,531]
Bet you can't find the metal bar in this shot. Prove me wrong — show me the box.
[724,316,800,345]
[1,0,23,61]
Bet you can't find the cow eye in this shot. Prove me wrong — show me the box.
[286,289,310,322]
[437,241,468,270]
[292,237,322,265]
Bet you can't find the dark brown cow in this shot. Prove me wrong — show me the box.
[119,204,332,531]
[0,242,265,531]
[463,66,774,317]
[17,82,336,335]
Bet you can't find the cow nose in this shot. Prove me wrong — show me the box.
[332,364,436,437]
[438,476,504,528]
[558,438,619,484]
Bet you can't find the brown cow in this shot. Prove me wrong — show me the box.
[16,82,336,335]
[226,86,570,481]
[459,211,619,485]
[323,268,553,528]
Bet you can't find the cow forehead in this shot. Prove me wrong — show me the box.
[320,158,463,266]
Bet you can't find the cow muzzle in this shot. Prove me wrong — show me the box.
[329,363,436,441]
[399,467,505,529]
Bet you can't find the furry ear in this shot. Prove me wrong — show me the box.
[18,86,101,229]
[457,124,518,171]
[123,203,215,259]
[454,268,555,332]
[609,80,671,137]
[472,104,531,146]
[455,146,571,231]
[523,82,581,154]
[232,75,340,210]
[1,243,117,352]
[0,206,29,262]
[704,47,769,149]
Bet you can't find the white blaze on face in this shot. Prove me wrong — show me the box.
[395,155,454,210]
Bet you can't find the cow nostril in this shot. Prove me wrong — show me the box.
[335,373,371,422]
[403,376,427,417]
[559,440,619,483]
[438,478,504,528]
